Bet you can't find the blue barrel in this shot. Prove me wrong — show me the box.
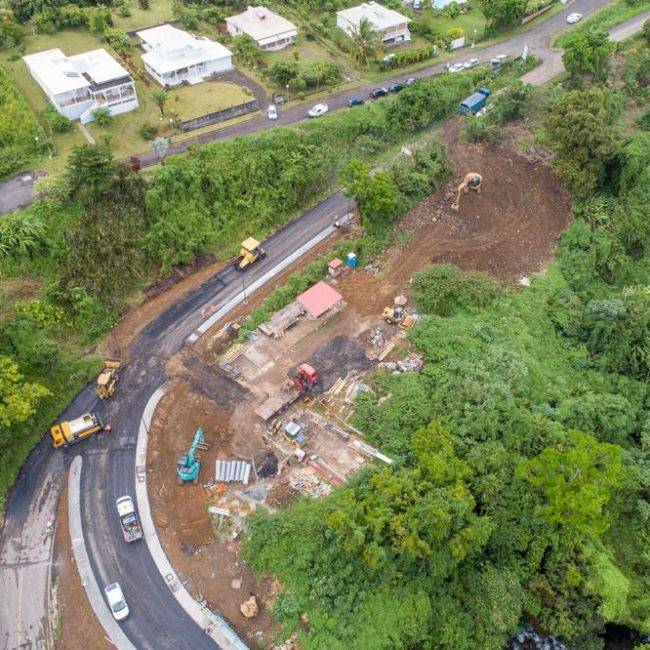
[346,252,358,268]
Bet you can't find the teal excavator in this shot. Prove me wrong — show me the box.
[177,428,205,485]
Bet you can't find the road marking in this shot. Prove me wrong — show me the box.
[16,567,23,647]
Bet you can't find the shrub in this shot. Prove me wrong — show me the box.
[462,115,504,142]
[138,122,158,140]
[0,20,25,48]
[44,105,73,133]
[138,0,149,8]
[104,27,131,55]
[412,263,501,316]
[92,107,112,126]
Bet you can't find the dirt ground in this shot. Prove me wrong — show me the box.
[53,483,112,650]
[339,119,572,317]
[147,362,279,646]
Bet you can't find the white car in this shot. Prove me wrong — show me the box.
[447,63,465,74]
[267,104,278,120]
[308,103,328,118]
[464,58,479,69]
[566,12,582,24]
[105,582,129,621]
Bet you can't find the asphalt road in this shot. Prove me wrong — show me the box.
[1,4,647,648]
[0,189,346,649]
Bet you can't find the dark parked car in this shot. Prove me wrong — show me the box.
[369,87,388,99]
[388,82,405,93]
[347,96,364,106]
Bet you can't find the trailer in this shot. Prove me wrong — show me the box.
[458,87,491,115]
[254,364,318,421]
[255,386,302,422]
[116,495,143,543]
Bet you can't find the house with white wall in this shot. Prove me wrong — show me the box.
[226,6,298,51]
[136,24,233,87]
[23,48,138,124]
[336,1,411,45]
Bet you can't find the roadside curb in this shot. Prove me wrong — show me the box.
[68,456,136,650]
[135,386,248,650]
[187,224,336,344]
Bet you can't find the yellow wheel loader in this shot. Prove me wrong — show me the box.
[233,237,267,271]
[96,359,122,399]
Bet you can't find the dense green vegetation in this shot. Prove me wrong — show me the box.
[244,35,650,649]
[0,65,50,178]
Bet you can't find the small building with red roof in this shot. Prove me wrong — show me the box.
[297,281,343,319]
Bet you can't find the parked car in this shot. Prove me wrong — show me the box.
[347,96,364,107]
[566,12,582,24]
[369,87,389,99]
[464,58,479,69]
[447,62,465,74]
[105,583,129,621]
[307,103,328,118]
[267,104,278,120]
[388,82,405,93]
[404,77,417,86]
[413,0,422,9]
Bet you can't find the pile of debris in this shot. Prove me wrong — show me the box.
[378,353,423,374]
[367,327,385,347]
[289,470,332,499]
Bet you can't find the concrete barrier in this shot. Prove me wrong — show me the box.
[134,386,248,649]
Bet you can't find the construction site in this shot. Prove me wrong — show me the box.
[117,118,573,648]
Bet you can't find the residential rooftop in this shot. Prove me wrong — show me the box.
[226,6,297,41]
[337,1,410,29]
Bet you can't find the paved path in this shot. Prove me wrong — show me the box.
[0,170,45,215]
[522,9,650,85]
[1,5,648,649]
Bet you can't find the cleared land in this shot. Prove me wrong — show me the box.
[143,119,572,645]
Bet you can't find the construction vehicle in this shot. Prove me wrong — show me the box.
[233,237,266,271]
[451,173,483,212]
[383,295,408,326]
[116,495,143,543]
[96,359,122,399]
[255,364,318,421]
[50,412,103,448]
[177,427,205,484]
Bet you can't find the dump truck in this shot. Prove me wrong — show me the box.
[116,495,143,543]
[50,412,103,448]
[96,358,122,399]
[255,364,318,421]
[458,87,491,115]
[233,237,266,271]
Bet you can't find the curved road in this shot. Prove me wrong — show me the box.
[2,5,649,648]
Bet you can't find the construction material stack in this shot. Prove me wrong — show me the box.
[255,363,318,421]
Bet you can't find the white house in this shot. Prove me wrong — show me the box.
[23,48,138,124]
[136,24,233,87]
[337,1,411,45]
[226,6,298,51]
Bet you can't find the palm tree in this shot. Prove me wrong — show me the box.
[151,89,168,116]
[350,18,381,67]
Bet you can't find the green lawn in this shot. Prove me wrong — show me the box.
[112,0,175,32]
[423,2,487,41]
